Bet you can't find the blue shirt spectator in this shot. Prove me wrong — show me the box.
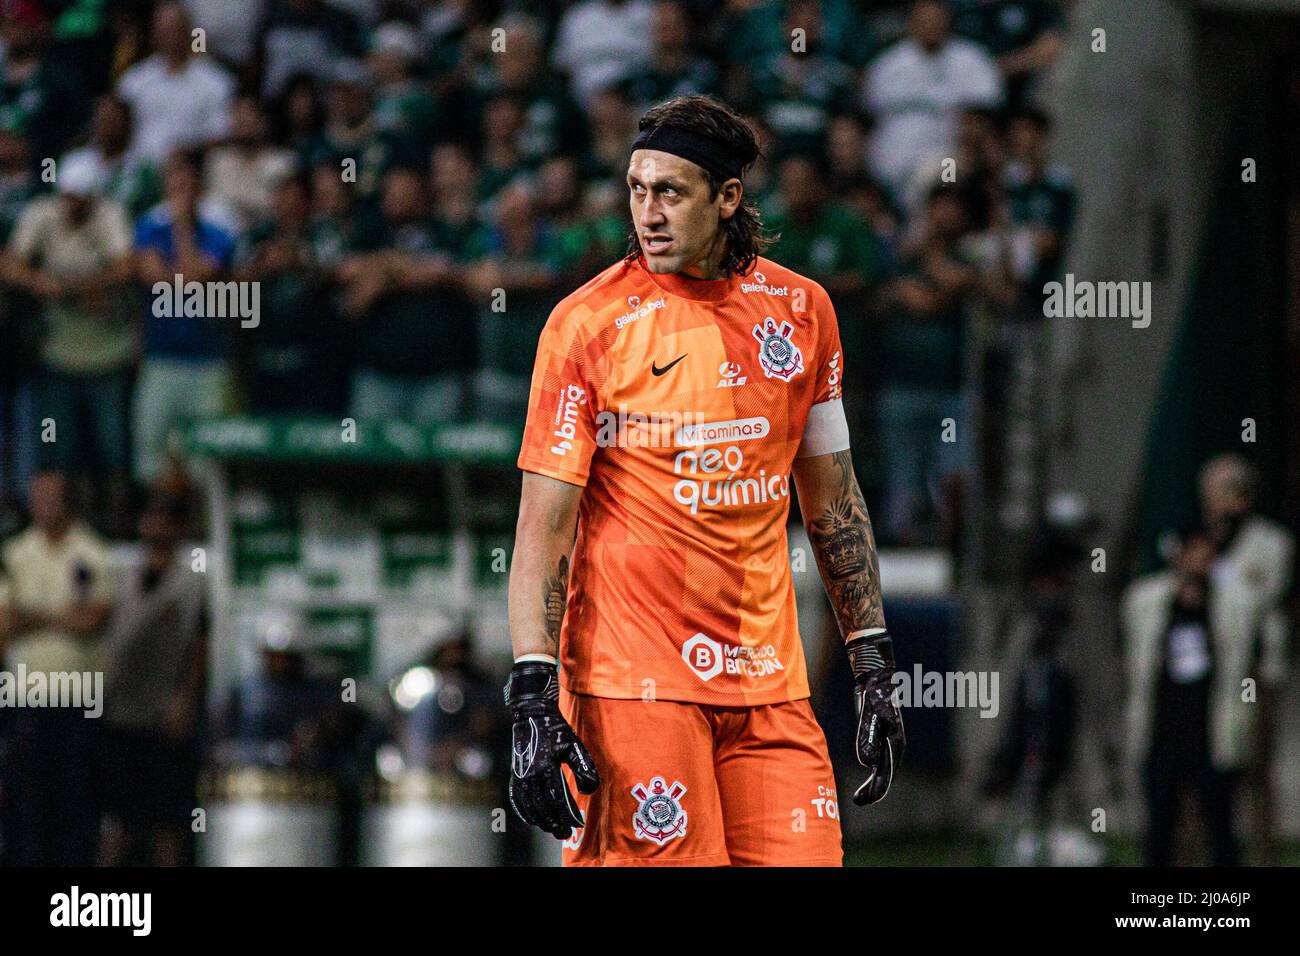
[136,208,237,361]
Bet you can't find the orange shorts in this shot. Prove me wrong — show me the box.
[558,690,843,866]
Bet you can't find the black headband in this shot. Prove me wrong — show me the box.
[630,125,745,183]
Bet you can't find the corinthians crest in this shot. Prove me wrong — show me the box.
[752,316,804,381]
[631,776,688,845]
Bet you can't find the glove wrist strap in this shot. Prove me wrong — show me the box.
[504,660,560,705]
[847,631,895,677]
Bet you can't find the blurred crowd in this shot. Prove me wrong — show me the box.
[0,0,1073,546]
[984,454,1293,866]
[0,464,501,865]
[0,1,1294,869]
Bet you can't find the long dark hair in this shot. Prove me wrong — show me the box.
[624,95,774,277]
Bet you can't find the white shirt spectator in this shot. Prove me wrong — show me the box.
[550,0,654,108]
[183,0,266,66]
[118,54,236,163]
[204,145,296,232]
[1,521,113,674]
[863,37,1002,193]
[8,193,135,374]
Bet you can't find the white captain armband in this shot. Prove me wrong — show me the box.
[796,398,851,458]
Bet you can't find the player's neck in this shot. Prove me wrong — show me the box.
[680,236,728,280]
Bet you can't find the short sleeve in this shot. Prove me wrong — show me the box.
[134,215,160,251]
[516,304,602,487]
[810,284,845,406]
[102,201,134,258]
[209,225,238,270]
[798,284,850,458]
[8,202,44,260]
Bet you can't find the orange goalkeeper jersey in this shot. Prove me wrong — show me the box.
[517,255,849,706]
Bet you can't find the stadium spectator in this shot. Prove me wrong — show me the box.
[117,0,235,164]
[740,0,858,157]
[0,469,113,866]
[257,0,364,99]
[468,181,563,423]
[3,151,135,528]
[766,150,885,485]
[132,148,238,484]
[98,489,207,866]
[308,155,381,283]
[550,0,654,109]
[902,104,1005,217]
[862,0,1003,196]
[1122,526,1281,866]
[876,182,979,545]
[62,93,163,220]
[307,58,392,200]
[1003,106,1074,301]
[1199,454,1294,865]
[340,166,475,424]
[580,85,638,184]
[1199,454,1294,632]
[536,153,624,282]
[951,0,1065,109]
[234,171,346,413]
[0,112,40,522]
[719,0,878,73]
[43,0,120,98]
[983,525,1085,863]
[0,0,88,166]
[368,20,441,162]
[461,14,586,168]
[418,0,478,88]
[203,93,297,232]
[477,94,528,200]
[622,1,719,112]
[273,72,328,159]
[183,0,268,71]
[214,638,350,770]
[825,111,869,186]
[765,152,883,301]
[429,140,483,232]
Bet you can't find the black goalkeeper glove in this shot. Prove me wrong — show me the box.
[847,632,906,805]
[504,660,600,838]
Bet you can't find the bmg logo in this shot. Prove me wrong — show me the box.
[550,383,588,457]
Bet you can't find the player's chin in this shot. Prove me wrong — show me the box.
[640,245,683,273]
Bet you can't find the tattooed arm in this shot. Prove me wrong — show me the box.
[505,472,600,836]
[792,449,885,639]
[793,449,904,805]
[508,471,584,660]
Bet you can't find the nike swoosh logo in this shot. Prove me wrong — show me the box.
[652,354,687,376]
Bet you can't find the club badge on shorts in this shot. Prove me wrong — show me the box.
[631,777,688,845]
[752,316,804,381]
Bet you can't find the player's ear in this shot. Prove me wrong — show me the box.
[718,178,743,220]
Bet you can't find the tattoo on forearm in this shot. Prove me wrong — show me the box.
[806,450,885,635]
[543,554,570,654]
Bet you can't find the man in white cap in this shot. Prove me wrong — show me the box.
[2,151,136,527]
[368,20,440,157]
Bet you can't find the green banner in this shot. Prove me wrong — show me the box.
[186,417,522,466]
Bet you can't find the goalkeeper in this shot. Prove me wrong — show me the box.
[506,95,903,866]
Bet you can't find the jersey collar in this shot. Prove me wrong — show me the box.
[636,255,738,302]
